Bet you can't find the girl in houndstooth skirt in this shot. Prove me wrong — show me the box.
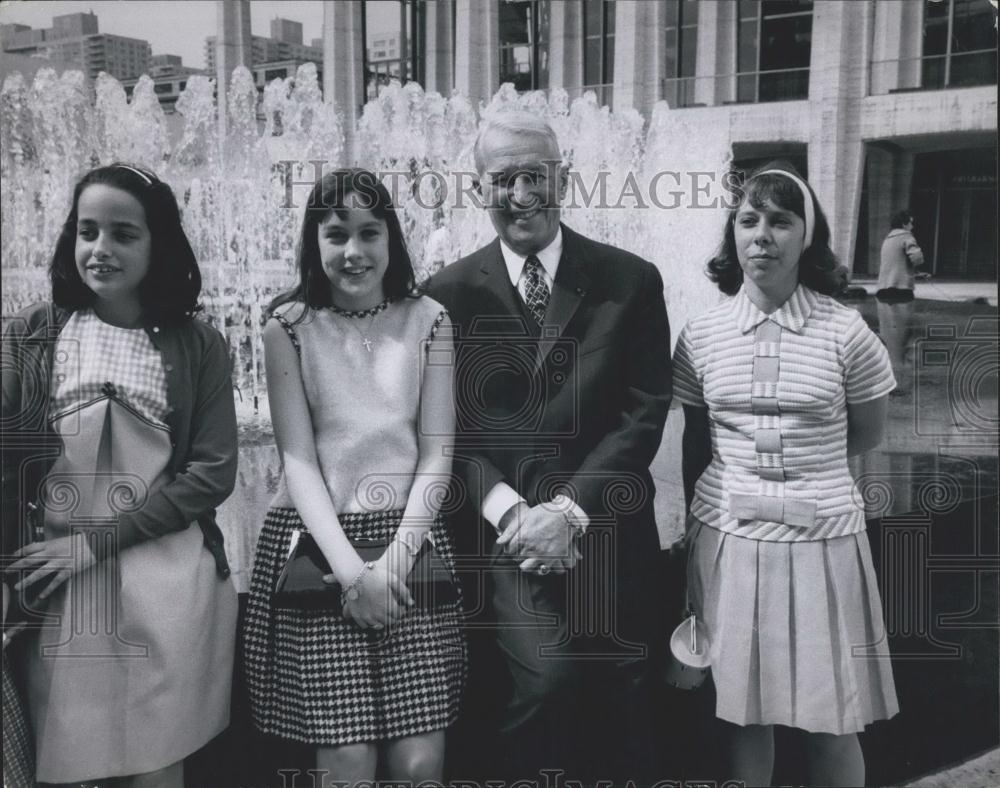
[243,170,466,783]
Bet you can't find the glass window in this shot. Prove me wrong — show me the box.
[680,14,698,76]
[582,0,615,101]
[952,0,995,51]
[759,14,811,71]
[584,0,603,36]
[501,0,531,45]
[761,0,813,14]
[921,0,997,89]
[579,0,615,104]
[663,0,698,106]
[737,0,812,103]
[364,0,425,99]
[585,37,602,86]
[500,0,549,91]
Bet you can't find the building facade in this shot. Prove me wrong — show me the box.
[213,0,995,280]
[368,29,404,97]
[166,0,991,281]
[205,17,324,75]
[120,54,206,113]
[1,11,150,81]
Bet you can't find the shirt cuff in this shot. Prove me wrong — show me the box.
[482,483,526,533]
[551,493,590,534]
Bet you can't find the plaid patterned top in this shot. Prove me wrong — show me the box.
[50,309,169,426]
[673,285,895,542]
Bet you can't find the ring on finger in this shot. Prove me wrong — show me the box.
[538,563,550,576]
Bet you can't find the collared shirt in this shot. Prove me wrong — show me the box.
[673,284,895,542]
[482,227,590,533]
[498,226,563,303]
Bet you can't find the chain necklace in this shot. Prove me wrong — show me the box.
[347,312,378,352]
[329,298,390,353]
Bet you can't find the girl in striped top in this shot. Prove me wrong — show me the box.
[673,162,898,787]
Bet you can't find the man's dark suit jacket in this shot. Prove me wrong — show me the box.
[428,223,672,648]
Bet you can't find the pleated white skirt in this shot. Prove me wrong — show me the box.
[688,518,899,734]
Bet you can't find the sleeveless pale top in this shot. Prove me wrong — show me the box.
[269,296,448,514]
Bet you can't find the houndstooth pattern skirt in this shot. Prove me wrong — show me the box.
[3,650,34,788]
[244,507,467,745]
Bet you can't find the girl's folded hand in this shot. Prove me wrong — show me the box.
[7,532,98,601]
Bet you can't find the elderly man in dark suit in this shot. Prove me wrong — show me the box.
[428,112,671,783]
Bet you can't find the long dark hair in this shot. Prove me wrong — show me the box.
[50,163,201,323]
[269,168,417,318]
[707,160,842,296]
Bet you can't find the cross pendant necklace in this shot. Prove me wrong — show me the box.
[342,312,379,353]
[329,299,389,354]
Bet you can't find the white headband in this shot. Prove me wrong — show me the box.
[755,169,815,249]
[116,164,154,185]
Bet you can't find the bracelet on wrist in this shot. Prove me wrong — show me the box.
[393,530,423,558]
[343,561,375,604]
[560,509,583,538]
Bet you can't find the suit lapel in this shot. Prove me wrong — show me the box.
[537,225,591,370]
[477,238,527,325]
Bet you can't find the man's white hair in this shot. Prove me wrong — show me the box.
[473,112,563,175]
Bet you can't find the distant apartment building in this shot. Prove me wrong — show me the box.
[269,17,304,46]
[204,17,323,74]
[367,29,403,96]
[1,11,150,81]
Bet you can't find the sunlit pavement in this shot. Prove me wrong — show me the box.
[902,745,1000,787]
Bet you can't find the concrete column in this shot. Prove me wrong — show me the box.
[806,0,874,271]
[215,0,252,136]
[865,145,893,274]
[866,145,916,276]
[613,0,665,116]
[398,0,409,82]
[454,0,498,109]
[871,0,924,94]
[694,0,737,106]
[548,0,583,93]
[322,0,364,163]
[424,0,454,95]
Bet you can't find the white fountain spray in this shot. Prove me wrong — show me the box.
[1,67,732,565]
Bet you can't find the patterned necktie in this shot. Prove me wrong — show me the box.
[522,254,550,326]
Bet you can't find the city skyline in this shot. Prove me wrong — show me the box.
[0,0,403,71]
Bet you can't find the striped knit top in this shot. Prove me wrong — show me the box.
[673,284,895,542]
